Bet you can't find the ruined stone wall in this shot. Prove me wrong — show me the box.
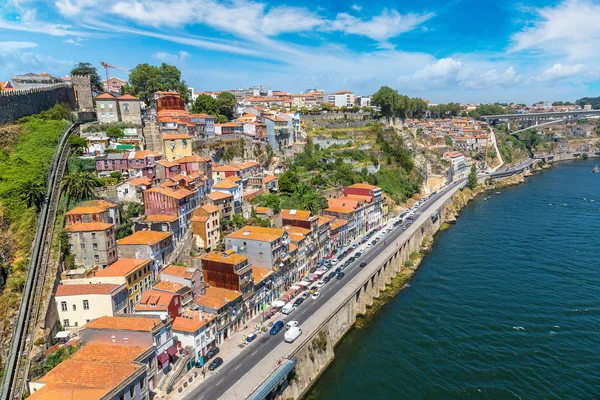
[0,84,76,124]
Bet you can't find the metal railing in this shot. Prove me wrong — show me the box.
[0,122,80,400]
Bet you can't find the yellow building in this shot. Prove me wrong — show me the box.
[162,133,192,160]
[94,258,153,312]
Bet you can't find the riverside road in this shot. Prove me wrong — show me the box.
[183,177,469,400]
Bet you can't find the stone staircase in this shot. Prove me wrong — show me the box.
[143,122,162,152]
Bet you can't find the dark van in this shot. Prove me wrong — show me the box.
[270,321,284,335]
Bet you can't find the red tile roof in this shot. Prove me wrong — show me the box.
[55,284,122,297]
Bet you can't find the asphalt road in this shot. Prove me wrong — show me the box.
[183,179,466,400]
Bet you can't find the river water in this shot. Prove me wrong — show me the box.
[308,159,600,399]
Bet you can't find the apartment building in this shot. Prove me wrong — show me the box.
[117,231,174,277]
[66,222,118,268]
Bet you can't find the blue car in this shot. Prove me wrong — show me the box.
[270,321,284,335]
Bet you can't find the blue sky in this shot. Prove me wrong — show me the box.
[1,0,600,103]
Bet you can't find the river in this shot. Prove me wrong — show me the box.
[307,159,600,399]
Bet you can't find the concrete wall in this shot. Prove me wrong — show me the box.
[279,192,453,399]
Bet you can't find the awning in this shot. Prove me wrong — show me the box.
[167,345,178,357]
[313,271,324,276]
[55,331,71,339]
[290,285,301,290]
[297,281,311,287]
[271,300,286,308]
[157,352,169,365]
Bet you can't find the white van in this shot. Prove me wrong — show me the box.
[284,327,302,343]
[282,303,294,315]
[286,321,299,330]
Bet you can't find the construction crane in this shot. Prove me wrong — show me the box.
[100,61,129,93]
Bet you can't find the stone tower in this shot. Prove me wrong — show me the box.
[71,75,94,112]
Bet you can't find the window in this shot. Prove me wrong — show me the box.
[123,103,130,112]
[91,232,96,239]
[94,255,99,262]
[61,301,67,312]
[63,319,69,327]
[130,386,134,397]
[83,300,89,310]
[72,304,77,311]
[166,330,172,340]
[109,113,114,118]
[100,103,105,109]
[156,335,161,346]
[134,283,138,291]
[101,113,106,118]
[93,243,98,250]
[80,243,85,250]
[108,103,113,109]
[140,379,144,389]
[74,321,78,327]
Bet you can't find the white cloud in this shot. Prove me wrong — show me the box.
[536,63,586,82]
[153,50,190,63]
[351,4,362,11]
[0,41,38,51]
[511,0,600,61]
[329,9,434,42]
[63,37,86,46]
[398,58,521,91]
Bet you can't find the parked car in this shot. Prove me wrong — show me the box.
[332,258,339,264]
[328,272,336,280]
[208,357,223,371]
[335,267,342,274]
[282,303,294,314]
[316,280,325,287]
[323,276,332,283]
[205,346,220,360]
[349,256,355,263]
[346,248,353,253]
[286,321,299,330]
[360,261,367,268]
[270,321,284,335]
[309,287,318,294]
[246,333,257,343]
[311,292,320,300]
[301,292,310,299]
[293,297,305,307]
[337,272,346,279]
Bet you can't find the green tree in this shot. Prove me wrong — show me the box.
[232,214,245,229]
[278,170,298,194]
[321,103,333,112]
[216,92,237,120]
[300,106,309,115]
[191,94,218,115]
[67,135,87,155]
[19,181,45,212]
[351,104,360,113]
[105,126,125,140]
[126,63,189,104]
[340,105,348,112]
[468,164,478,189]
[216,114,228,123]
[259,193,282,214]
[372,86,399,117]
[61,172,98,203]
[70,62,104,93]
[445,136,453,146]
[110,171,123,180]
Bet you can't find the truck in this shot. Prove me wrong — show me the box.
[284,327,302,343]
[282,303,295,315]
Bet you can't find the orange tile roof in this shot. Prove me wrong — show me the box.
[200,250,248,265]
[283,226,310,235]
[346,183,380,190]
[206,191,233,201]
[85,200,118,209]
[343,194,372,203]
[153,280,187,294]
[227,226,285,242]
[225,175,242,183]
[117,231,171,246]
[328,198,359,210]
[94,258,150,277]
[65,206,107,215]
[172,315,210,333]
[145,186,193,200]
[31,343,148,400]
[263,175,277,183]
[161,264,195,279]
[213,165,240,172]
[201,203,219,213]
[128,176,152,186]
[135,290,177,312]
[289,243,298,252]
[280,209,313,221]
[252,266,273,284]
[324,206,354,215]
[131,150,160,159]
[317,216,330,227]
[55,284,122,297]
[82,315,164,332]
[329,218,348,230]
[177,155,211,163]
[157,159,180,168]
[163,133,191,140]
[190,113,214,119]
[172,173,193,182]
[118,94,138,100]
[66,222,113,232]
[264,115,288,122]
[254,207,270,214]
[96,93,116,100]
[212,180,239,189]
[192,215,209,223]
[145,214,178,222]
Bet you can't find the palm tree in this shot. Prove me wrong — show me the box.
[19,181,45,212]
[61,172,98,204]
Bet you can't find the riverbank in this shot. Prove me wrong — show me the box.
[308,157,600,399]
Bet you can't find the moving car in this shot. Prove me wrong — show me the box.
[311,292,320,300]
[323,276,332,283]
[286,320,299,330]
[284,327,302,343]
[270,321,284,335]
[293,297,305,307]
[316,280,325,287]
[208,357,223,371]
[328,272,336,280]
[337,272,346,279]
[205,347,220,360]
[360,261,367,268]
[246,333,257,343]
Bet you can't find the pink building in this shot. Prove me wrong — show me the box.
[96,150,161,179]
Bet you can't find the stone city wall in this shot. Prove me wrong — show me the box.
[0,83,76,124]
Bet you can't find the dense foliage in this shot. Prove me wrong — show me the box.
[576,96,600,109]
[124,63,189,104]
[467,104,507,119]
[371,86,428,118]
[191,92,237,121]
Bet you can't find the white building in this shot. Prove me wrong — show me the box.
[328,90,355,108]
[171,312,217,363]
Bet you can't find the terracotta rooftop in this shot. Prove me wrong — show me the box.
[118,94,138,100]
[177,155,211,163]
[324,206,354,214]
[206,191,233,201]
[66,222,113,233]
[263,175,278,183]
[194,286,242,310]
[135,290,177,312]
[55,283,122,297]
[161,264,195,279]
[200,250,248,265]
[201,203,219,214]
[145,186,193,200]
[30,343,148,400]
[346,183,381,190]
[328,198,360,210]
[172,315,211,333]
[130,150,160,159]
[252,266,273,285]
[212,180,239,189]
[145,214,178,223]
[94,258,150,277]
[117,231,171,246]
[153,280,188,294]
[227,226,285,242]
[213,165,240,172]
[128,176,152,186]
[96,93,116,100]
[280,209,313,221]
[329,218,348,230]
[82,315,165,332]
[254,207,270,214]
[65,206,107,216]
[163,133,191,140]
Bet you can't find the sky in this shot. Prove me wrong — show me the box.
[1,0,600,103]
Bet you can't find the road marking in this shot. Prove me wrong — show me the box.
[199,396,205,400]
[265,338,270,343]
[216,379,224,386]
[251,350,258,356]
[234,364,242,370]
